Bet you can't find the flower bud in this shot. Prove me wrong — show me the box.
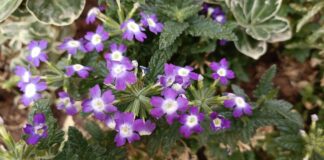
[132,60,138,67]
[311,114,318,122]
[299,130,307,137]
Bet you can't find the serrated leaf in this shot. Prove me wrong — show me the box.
[263,100,303,127]
[159,21,188,49]
[146,39,181,82]
[296,2,324,32]
[231,84,248,98]
[54,127,107,160]
[85,121,104,142]
[186,16,237,41]
[0,0,23,23]
[147,123,181,157]
[26,0,86,26]
[253,65,277,98]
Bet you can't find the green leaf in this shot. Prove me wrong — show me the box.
[231,84,248,98]
[234,30,267,60]
[253,65,277,98]
[296,2,324,32]
[262,100,303,127]
[186,16,237,41]
[147,123,181,157]
[54,127,106,160]
[85,121,104,142]
[159,21,188,49]
[26,0,86,26]
[0,0,23,22]
[228,0,291,59]
[146,39,181,82]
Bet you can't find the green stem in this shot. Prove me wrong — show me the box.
[116,0,124,23]
[126,2,140,20]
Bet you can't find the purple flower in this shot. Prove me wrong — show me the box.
[56,92,78,115]
[219,39,228,46]
[209,112,231,131]
[212,12,226,24]
[114,112,140,147]
[150,88,188,124]
[134,120,156,136]
[159,64,199,93]
[65,64,91,79]
[104,60,137,91]
[15,66,31,88]
[121,19,147,42]
[224,93,252,118]
[23,113,48,145]
[210,58,235,85]
[202,3,222,17]
[59,38,86,55]
[20,77,47,106]
[179,107,204,138]
[140,13,164,34]
[86,7,100,24]
[104,43,127,62]
[82,85,117,120]
[26,40,48,67]
[85,25,109,52]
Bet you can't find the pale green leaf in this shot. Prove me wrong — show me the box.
[0,0,23,22]
[26,0,86,26]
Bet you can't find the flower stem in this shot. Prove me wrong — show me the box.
[126,2,140,20]
[116,0,124,23]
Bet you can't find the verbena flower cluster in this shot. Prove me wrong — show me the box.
[16,5,253,146]
[201,3,228,46]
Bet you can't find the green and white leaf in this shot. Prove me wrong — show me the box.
[234,30,267,60]
[227,0,291,59]
[26,0,86,26]
[0,0,23,22]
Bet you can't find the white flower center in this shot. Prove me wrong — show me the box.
[112,64,126,76]
[120,124,133,138]
[213,118,222,127]
[111,51,123,61]
[178,68,190,77]
[147,18,156,27]
[207,8,214,15]
[88,7,100,16]
[215,15,224,23]
[72,64,84,71]
[162,99,178,114]
[31,47,41,58]
[186,115,198,128]
[60,97,71,106]
[67,40,80,48]
[91,98,105,111]
[172,83,182,91]
[22,72,30,82]
[91,34,102,45]
[139,130,152,136]
[34,125,45,135]
[25,83,36,98]
[235,97,246,108]
[217,68,227,77]
[166,76,175,86]
[127,21,140,32]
